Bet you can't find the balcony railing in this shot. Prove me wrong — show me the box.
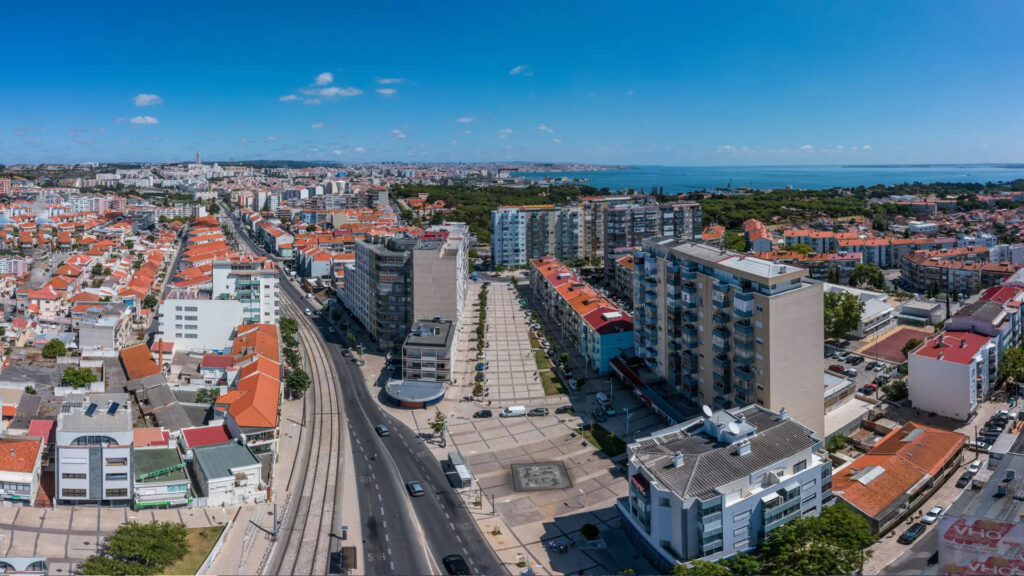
[734,366,754,382]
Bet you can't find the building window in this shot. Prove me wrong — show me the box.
[184,316,198,321]
[184,306,198,312]
[105,473,128,481]
[105,458,128,467]
[658,497,671,507]
[105,489,128,498]
[62,489,87,498]
[61,473,87,479]
[794,459,807,473]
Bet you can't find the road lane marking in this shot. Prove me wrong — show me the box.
[456,534,463,543]
[444,512,450,519]
[449,522,455,530]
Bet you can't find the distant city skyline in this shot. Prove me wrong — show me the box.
[2,1,1022,166]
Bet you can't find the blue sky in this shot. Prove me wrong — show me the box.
[1,1,1022,165]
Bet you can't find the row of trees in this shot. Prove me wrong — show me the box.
[278,317,311,397]
[670,504,875,576]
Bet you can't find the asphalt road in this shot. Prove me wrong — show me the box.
[882,529,937,575]
[225,206,504,575]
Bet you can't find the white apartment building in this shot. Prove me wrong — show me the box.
[55,394,134,506]
[158,290,244,352]
[411,223,470,328]
[634,238,825,436]
[823,283,895,339]
[908,330,998,420]
[212,257,280,325]
[620,405,832,571]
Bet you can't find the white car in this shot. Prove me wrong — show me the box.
[921,506,944,525]
[305,308,312,316]
[969,461,984,474]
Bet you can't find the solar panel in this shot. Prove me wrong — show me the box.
[106,402,119,416]
[84,403,98,417]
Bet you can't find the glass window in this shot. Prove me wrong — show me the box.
[63,489,87,497]
[61,473,87,479]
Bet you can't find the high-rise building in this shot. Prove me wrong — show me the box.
[603,202,702,276]
[579,194,653,258]
[211,256,280,325]
[619,405,831,571]
[633,238,824,435]
[490,205,556,268]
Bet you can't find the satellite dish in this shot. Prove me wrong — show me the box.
[728,421,740,435]
[702,405,713,418]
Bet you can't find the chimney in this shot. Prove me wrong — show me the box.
[158,338,164,368]
[736,440,752,456]
[961,338,967,348]
[9,449,14,459]
[673,453,685,468]
[778,408,788,420]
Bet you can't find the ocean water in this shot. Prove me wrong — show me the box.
[518,164,1024,193]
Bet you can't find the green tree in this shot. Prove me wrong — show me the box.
[41,339,67,358]
[719,553,761,576]
[882,379,909,401]
[789,243,815,255]
[347,332,357,346]
[849,263,886,290]
[826,433,848,452]
[91,262,103,276]
[902,338,923,359]
[62,367,97,389]
[207,201,220,215]
[758,503,875,576]
[282,333,298,348]
[285,370,311,396]
[670,560,731,576]
[278,316,298,337]
[79,521,190,575]
[824,291,864,339]
[1002,347,1024,384]
[142,293,159,310]
[723,230,748,252]
[429,408,447,434]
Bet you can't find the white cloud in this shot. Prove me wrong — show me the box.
[354,146,365,153]
[303,98,321,105]
[133,93,163,106]
[552,138,562,143]
[509,65,532,76]
[463,129,472,134]
[377,78,405,84]
[800,145,814,151]
[538,123,554,133]
[311,122,325,129]
[279,94,300,102]
[129,116,159,125]
[376,88,397,95]
[717,144,736,152]
[267,136,277,141]
[314,72,334,86]
[239,138,249,144]
[391,129,406,139]
[333,149,343,156]
[456,117,474,124]
[862,144,872,150]
[317,86,362,98]
[497,128,513,139]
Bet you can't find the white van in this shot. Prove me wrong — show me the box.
[500,406,527,418]
[595,393,609,405]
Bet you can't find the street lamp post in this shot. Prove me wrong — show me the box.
[579,488,586,509]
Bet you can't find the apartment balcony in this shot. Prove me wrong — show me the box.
[713,354,729,370]
[735,392,754,406]
[735,379,754,395]
[734,323,753,336]
[712,396,732,410]
[681,283,696,296]
[682,328,698,348]
[713,311,730,325]
[666,285,680,299]
[680,269,697,282]
[713,376,731,396]
[734,364,754,381]
[734,346,754,363]
[712,339,730,355]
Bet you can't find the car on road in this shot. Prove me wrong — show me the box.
[828,364,846,373]
[304,308,312,315]
[528,407,549,417]
[406,481,425,497]
[555,405,573,414]
[591,407,608,423]
[969,460,984,474]
[442,554,471,575]
[956,471,973,488]
[473,410,492,419]
[327,326,336,333]
[375,425,390,437]
[922,506,944,525]
[898,523,927,544]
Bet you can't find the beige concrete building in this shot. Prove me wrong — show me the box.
[633,237,824,435]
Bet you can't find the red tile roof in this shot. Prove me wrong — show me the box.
[912,331,992,364]
[120,344,162,380]
[0,437,42,473]
[181,425,232,450]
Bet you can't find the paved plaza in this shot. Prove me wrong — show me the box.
[480,283,549,405]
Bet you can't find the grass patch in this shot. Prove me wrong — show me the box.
[534,349,553,371]
[528,331,541,349]
[540,370,567,396]
[161,526,225,576]
[582,424,627,457]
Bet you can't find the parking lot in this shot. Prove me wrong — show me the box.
[824,343,898,396]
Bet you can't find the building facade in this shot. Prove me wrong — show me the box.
[211,256,280,325]
[908,331,998,420]
[633,238,825,436]
[603,203,702,276]
[55,394,134,506]
[158,291,244,352]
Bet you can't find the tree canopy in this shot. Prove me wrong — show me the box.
[79,521,190,575]
[62,367,96,389]
[849,263,886,290]
[278,316,298,337]
[1001,347,1024,384]
[824,291,864,339]
[42,339,67,358]
[142,293,159,310]
[285,370,311,396]
[902,338,923,359]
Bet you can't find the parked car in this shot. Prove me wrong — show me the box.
[969,440,991,453]
[969,460,984,474]
[555,405,573,414]
[406,481,425,497]
[828,364,846,373]
[844,368,859,377]
[591,407,608,423]
[873,374,890,386]
[442,554,471,576]
[982,427,1004,437]
[327,326,336,333]
[922,506,944,525]
[998,409,1015,420]
[473,410,493,419]
[956,471,973,488]
[528,407,549,417]
[980,434,1000,445]
[375,425,390,437]
[848,356,864,366]
[898,523,927,544]
[858,385,877,395]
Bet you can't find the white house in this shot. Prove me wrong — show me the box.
[908,331,998,420]
[190,442,264,507]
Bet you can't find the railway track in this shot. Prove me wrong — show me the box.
[228,215,346,575]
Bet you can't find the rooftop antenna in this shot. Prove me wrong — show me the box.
[727,421,740,435]
[702,405,713,418]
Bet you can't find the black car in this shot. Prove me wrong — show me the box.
[473,410,492,419]
[898,523,927,544]
[442,554,471,575]
[956,471,973,488]
[982,427,1004,437]
[591,407,608,423]
[375,425,390,437]
[528,407,549,417]
[848,356,864,366]
[555,405,573,414]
